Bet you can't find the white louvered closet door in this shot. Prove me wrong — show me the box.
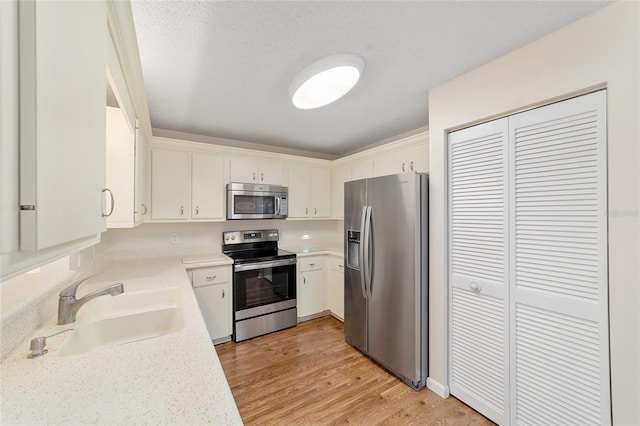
[508,91,610,425]
[448,118,510,425]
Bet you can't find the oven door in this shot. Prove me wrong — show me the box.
[233,258,297,320]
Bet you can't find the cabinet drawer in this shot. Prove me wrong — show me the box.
[328,256,345,272]
[297,256,324,272]
[191,266,230,287]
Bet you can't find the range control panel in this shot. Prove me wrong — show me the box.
[223,229,279,244]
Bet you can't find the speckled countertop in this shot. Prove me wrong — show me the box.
[0,256,242,425]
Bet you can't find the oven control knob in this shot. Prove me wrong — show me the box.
[225,235,229,241]
[231,235,236,240]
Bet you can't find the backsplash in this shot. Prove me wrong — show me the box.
[107,220,343,253]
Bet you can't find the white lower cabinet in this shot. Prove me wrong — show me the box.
[190,265,232,343]
[297,256,325,319]
[327,255,345,321]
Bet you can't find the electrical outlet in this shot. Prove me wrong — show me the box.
[170,233,179,245]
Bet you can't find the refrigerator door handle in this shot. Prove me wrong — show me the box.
[363,206,373,299]
[359,206,368,299]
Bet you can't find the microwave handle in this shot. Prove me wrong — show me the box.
[275,197,280,215]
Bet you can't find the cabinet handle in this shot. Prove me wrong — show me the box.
[102,188,115,217]
[222,289,225,298]
[141,204,148,215]
[338,264,344,268]
[206,276,216,280]
[180,206,184,215]
[314,208,317,215]
[303,276,306,284]
[195,206,199,215]
[261,173,264,181]
[410,161,414,171]
[305,207,308,215]
[401,162,406,172]
[253,172,256,181]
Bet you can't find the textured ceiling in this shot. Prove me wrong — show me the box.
[131,1,611,157]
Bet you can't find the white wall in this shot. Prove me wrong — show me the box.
[107,220,342,253]
[427,2,639,424]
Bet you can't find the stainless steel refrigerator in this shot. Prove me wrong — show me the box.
[344,172,428,390]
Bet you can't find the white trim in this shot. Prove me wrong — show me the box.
[426,377,450,398]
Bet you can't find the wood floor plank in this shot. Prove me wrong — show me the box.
[216,316,493,425]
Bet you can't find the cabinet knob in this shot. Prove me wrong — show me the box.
[469,282,481,292]
[206,276,216,281]
[308,263,315,267]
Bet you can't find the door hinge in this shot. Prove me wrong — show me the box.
[20,205,36,211]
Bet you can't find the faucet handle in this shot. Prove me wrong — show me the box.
[59,274,100,298]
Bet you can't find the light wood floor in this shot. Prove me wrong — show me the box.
[216,316,493,425]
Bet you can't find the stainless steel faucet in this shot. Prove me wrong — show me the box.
[57,274,124,325]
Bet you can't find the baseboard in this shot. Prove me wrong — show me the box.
[426,377,450,398]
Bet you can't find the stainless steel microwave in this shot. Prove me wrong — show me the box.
[226,183,288,220]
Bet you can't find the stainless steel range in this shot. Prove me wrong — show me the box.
[223,229,297,342]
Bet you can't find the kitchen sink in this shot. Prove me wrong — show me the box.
[56,287,184,357]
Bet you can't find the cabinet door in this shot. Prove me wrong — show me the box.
[192,153,224,220]
[133,125,146,223]
[310,167,331,218]
[106,106,135,228]
[258,159,285,185]
[508,91,609,425]
[193,283,232,341]
[298,269,324,317]
[19,0,106,250]
[327,258,345,320]
[373,150,406,177]
[332,165,351,219]
[351,159,373,181]
[287,164,310,218]
[151,149,189,220]
[405,143,429,173]
[448,118,510,425]
[229,156,258,183]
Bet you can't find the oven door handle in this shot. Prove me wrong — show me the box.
[234,258,297,272]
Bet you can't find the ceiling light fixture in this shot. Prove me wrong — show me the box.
[290,54,365,110]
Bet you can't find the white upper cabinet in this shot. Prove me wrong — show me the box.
[229,156,285,185]
[351,159,374,181]
[150,148,224,221]
[373,142,428,177]
[288,164,310,218]
[106,106,140,228]
[310,167,331,218]
[151,149,190,220]
[287,164,331,219]
[19,0,107,250]
[192,153,224,220]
